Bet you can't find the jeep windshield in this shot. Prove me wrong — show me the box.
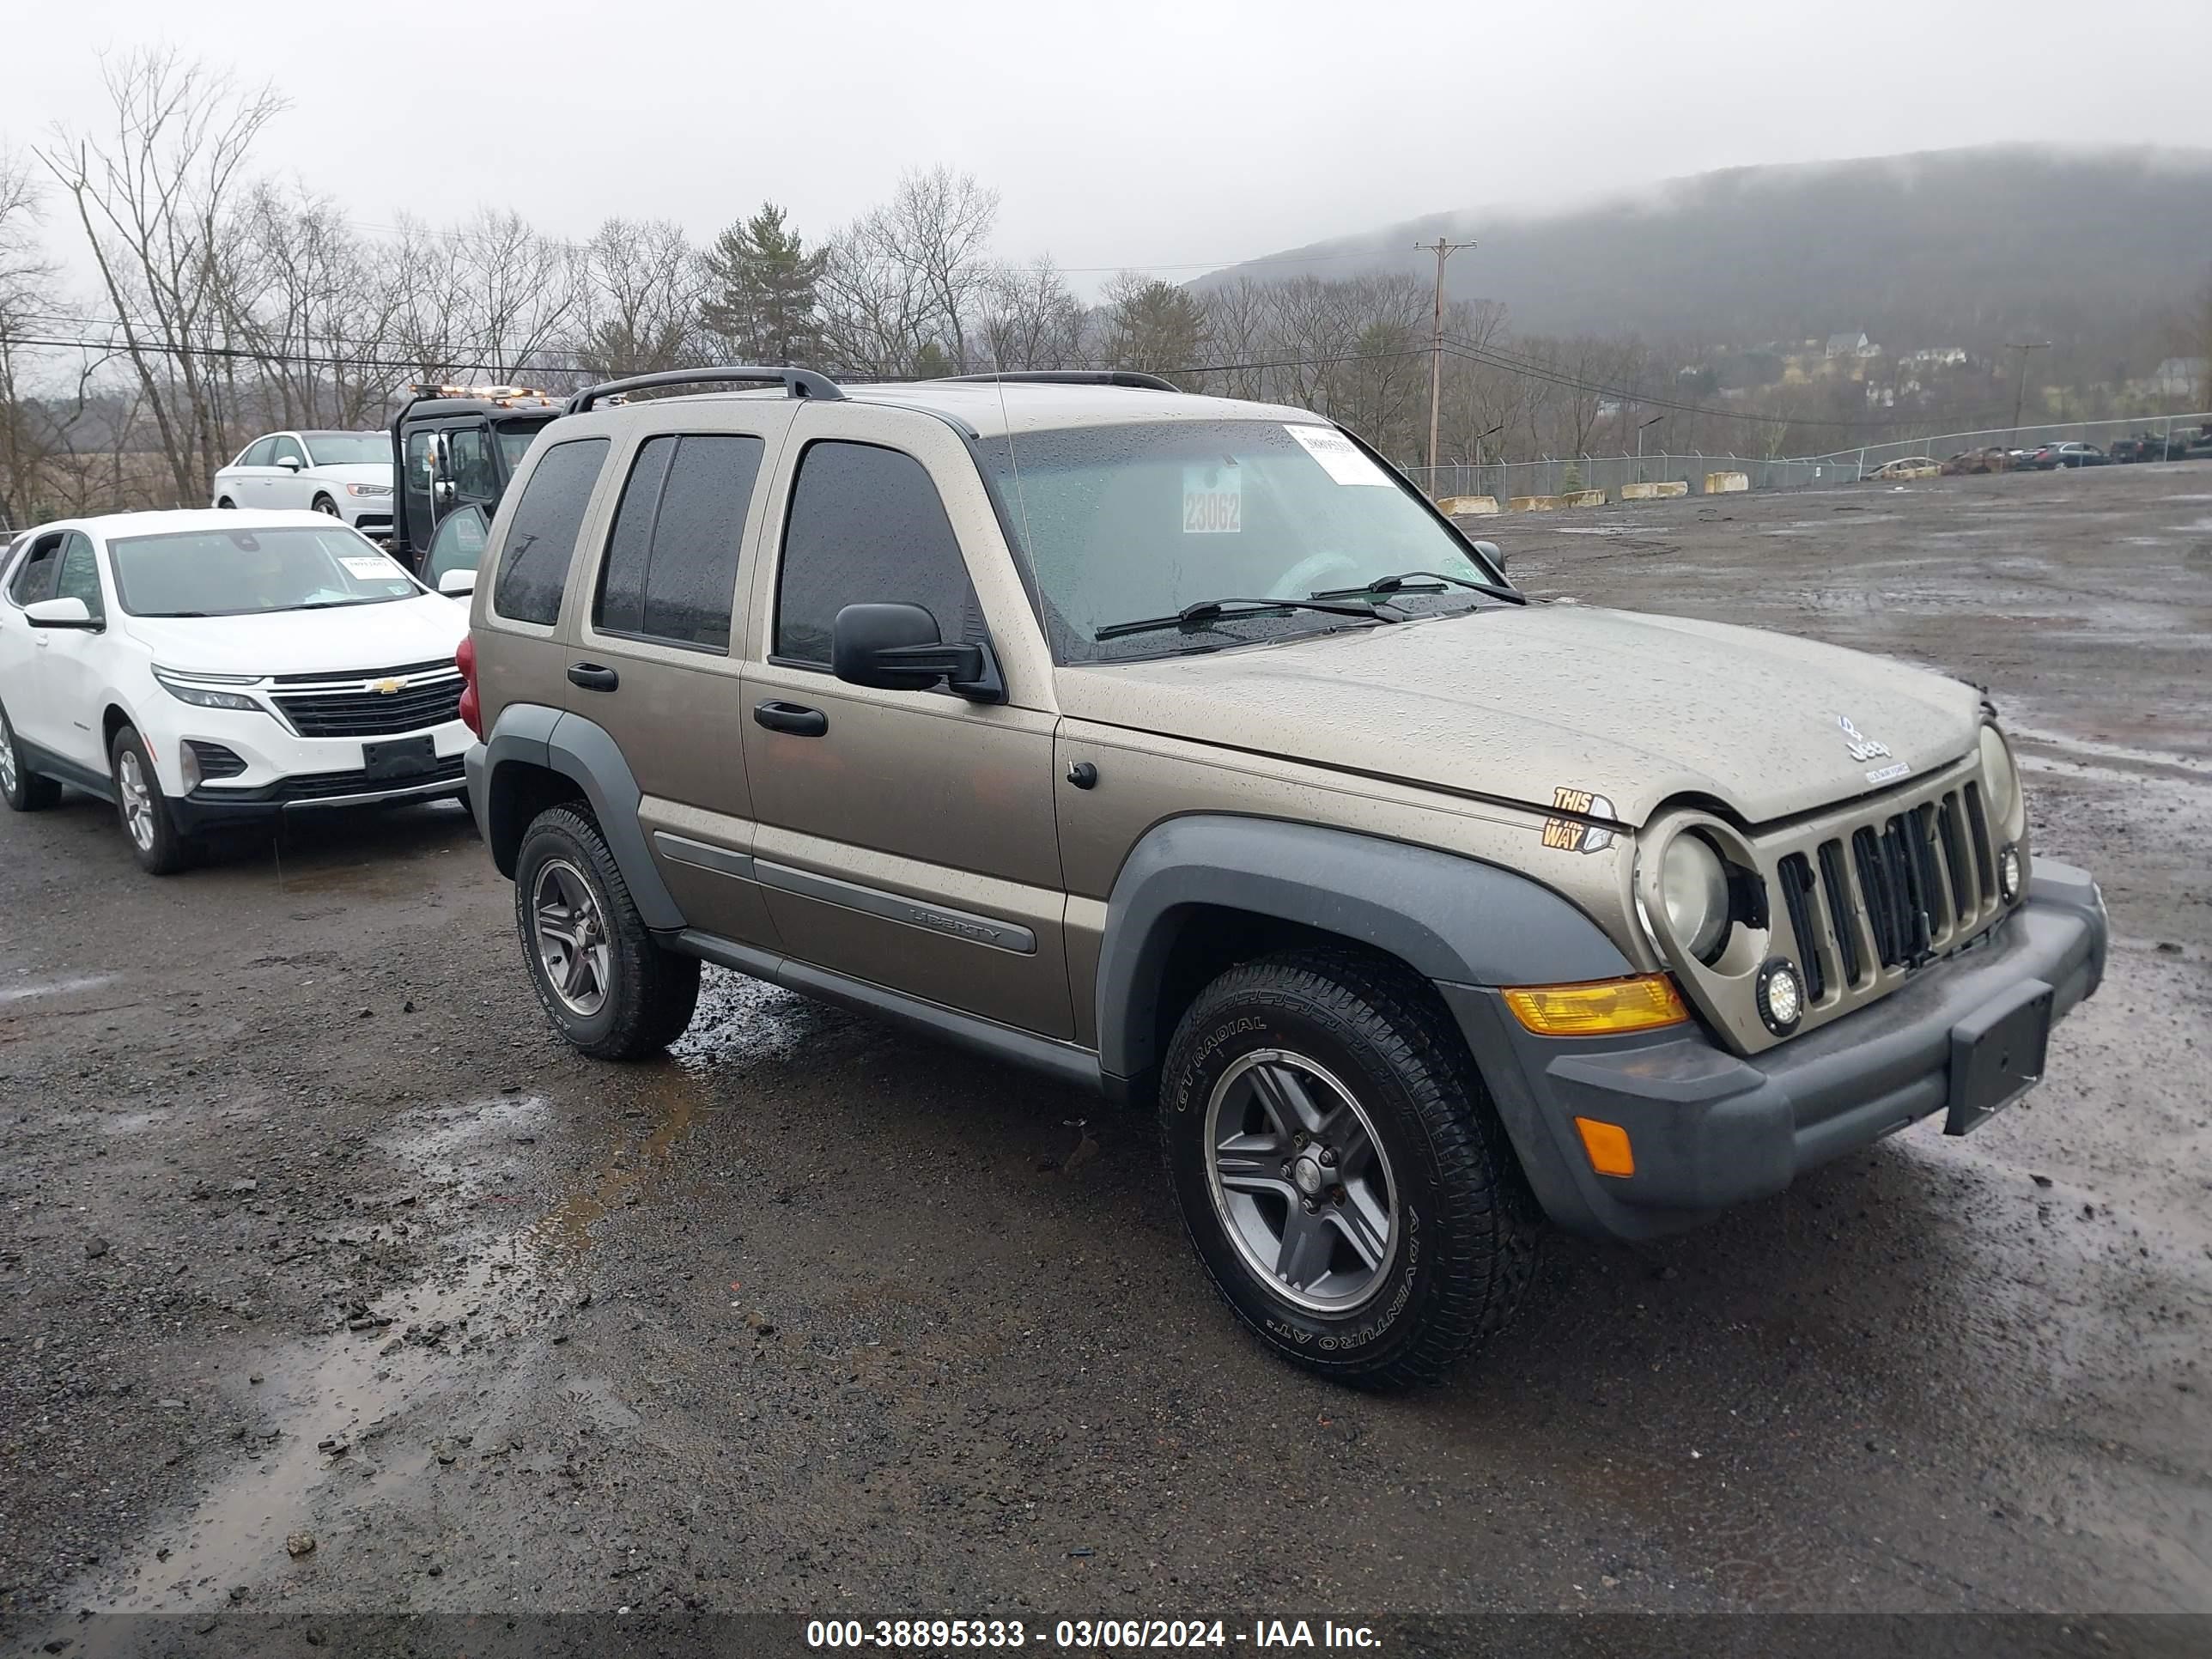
[975,419,1513,662]
[109,526,423,618]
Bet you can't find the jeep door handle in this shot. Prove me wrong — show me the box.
[567,661,619,692]
[753,700,828,738]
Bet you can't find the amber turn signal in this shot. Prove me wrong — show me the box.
[1501,974,1689,1036]
[1574,1117,1636,1178]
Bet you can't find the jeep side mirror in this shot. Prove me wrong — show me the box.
[1470,537,1509,575]
[831,602,1004,702]
[25,596,99,630]
[438,568,477,597]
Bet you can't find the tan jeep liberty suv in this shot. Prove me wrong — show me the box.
[458,365,2107,1387]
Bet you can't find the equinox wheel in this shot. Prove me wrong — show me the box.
[0,701,61,811]
[514,805,699,1059]
[110,726,190,874]
[1159,949,1535,1388]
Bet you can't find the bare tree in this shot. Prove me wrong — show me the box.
[38,49,285,504]
[855,167,999,370]
[816,225,933,378]
[386,208,581,387]
[220,182,398,430]
[573,217,702,379]
[0,148,65,527]
[977,257,1084,371]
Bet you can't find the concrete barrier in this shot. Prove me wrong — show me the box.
[1560,489,1607,507]
[1508,495,1562,513]
[1705,471,1750,494]
[1438,495,1499,517]
[1620,480,1689,501]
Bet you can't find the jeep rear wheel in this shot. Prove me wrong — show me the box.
[514,805,699,1059]
[1158,948,1535,1388]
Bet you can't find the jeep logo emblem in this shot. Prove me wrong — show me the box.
[1838,714,1890,763]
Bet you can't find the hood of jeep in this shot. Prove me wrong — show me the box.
[1054,603,1984,827]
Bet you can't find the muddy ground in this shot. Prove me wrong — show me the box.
[2,461,2208,1646]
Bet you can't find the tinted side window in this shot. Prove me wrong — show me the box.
[270,435,307,468]
[596,434,763,651]
[54,534,103,620]
[424,507,490,588]
[240,437,277,467]
[775,441,973,666]
[8,536,64,606]
[492,438,609,627]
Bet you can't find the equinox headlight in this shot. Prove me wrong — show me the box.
[1978,725,2017,817]
[1660,832,1732,964]
[153,666,264,714]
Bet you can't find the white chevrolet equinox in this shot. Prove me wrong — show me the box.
[0,510,471,872]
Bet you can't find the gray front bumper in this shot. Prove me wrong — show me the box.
[1442,860,2108,1242]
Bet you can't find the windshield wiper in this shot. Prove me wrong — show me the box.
[1311,569,1521,604]
[1095,596,1401,642]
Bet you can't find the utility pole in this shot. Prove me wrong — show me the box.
[1420,236,1477,491]
[2005,341,2051,447]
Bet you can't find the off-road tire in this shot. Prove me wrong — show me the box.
[1158,947,1537,1389]
[0,701,62,811]
[109,725,191,875]
[514,804,699,1060]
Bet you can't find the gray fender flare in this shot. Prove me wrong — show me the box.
[474,703,684,931]
[1095,814,1632,1083]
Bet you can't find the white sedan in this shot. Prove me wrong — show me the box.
[0,509,471,874]
[210,430,396,538]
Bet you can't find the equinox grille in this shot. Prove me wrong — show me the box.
[271,668,464,738]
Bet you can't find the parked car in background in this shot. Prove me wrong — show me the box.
[0,509,468,873]
[1865,456,1940,481]
[1942,447,2013,475]
[211,431,396,537]
[2024,442,2109,471]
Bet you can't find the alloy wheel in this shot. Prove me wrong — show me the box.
[0,715,16,796]
[117,750,156,851]
[531,858,612,1017]
[1204,1048,1399,1313]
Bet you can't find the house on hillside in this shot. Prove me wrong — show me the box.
[1825,331,1880,360]
[2143,357,2209,398]
[1901,346,1969,369]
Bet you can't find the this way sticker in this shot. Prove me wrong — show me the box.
[1285,423,1392,485]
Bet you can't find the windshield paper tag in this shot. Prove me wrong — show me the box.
[1182,465,1243,534]
[1541,787,1616,853]
[1285,423,1393,486]
[341,555,397,579]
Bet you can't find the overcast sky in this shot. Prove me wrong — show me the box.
[10,0,2212,287]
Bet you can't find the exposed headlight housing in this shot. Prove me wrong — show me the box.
[1979,725,2017,817]
[153,665,264,714]
[1660,832,1732,965]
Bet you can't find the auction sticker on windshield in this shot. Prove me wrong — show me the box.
[341,555,399,580]
[1182,465,1243,533]
[1285,423,1392,485]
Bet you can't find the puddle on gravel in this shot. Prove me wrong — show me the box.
[0,972,118,1005]
[82,1237,546,1613]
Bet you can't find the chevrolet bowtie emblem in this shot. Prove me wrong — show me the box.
[373,678,407,695]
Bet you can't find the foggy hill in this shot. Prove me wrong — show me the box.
[1200,146,2212,356]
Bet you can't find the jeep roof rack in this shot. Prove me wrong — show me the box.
[567,366,844,414]
[941,369,1181,392]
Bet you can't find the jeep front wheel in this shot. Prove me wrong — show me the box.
[1158,949,1535,1388]
[514,805,700,1059]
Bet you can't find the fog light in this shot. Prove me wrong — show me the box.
[179,744,201,793]
[1998,843,2023,903]
[1756,957,1804,1035]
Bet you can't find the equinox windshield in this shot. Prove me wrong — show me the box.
[109,526,422,617]
[976,420,1502,661]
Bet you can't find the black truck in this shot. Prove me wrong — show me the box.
[386,386,566,573]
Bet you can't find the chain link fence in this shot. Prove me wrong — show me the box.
[1402,412,2212,502]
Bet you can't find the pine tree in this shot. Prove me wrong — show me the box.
[701,203,825,365]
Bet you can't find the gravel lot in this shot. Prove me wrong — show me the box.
[2,462,2208,1645]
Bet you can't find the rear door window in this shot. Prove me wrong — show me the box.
[8,535,64,606]
[596,434,764,652]
[491,438,609,627]
[773,441,975,666]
